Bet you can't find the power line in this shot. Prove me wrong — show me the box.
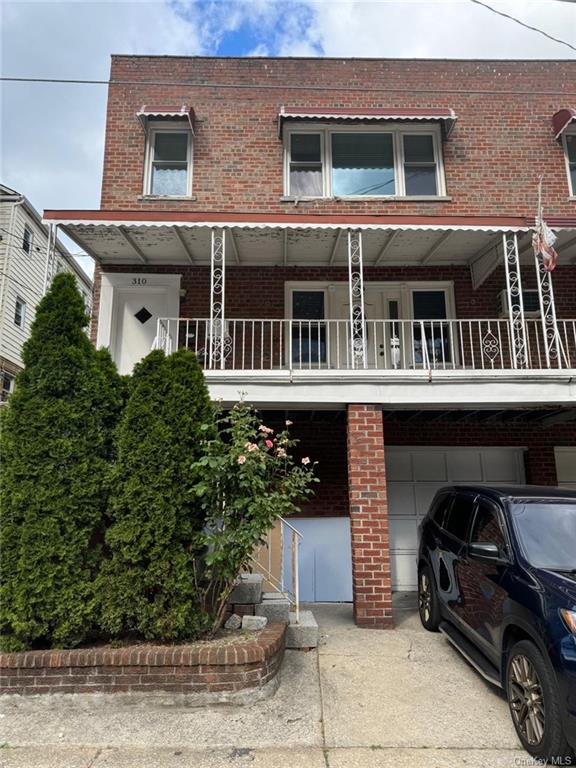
[1,75,575,98]
[0,225,91,260]
[0,271,38,295]
[469,0,576,53]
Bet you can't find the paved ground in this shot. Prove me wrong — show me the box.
[0,595,523,767]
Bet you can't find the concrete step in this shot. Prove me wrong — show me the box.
[285,610,318,650]
[229,573,263,605]
[255,593,291,623]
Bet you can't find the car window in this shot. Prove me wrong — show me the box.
[470,498,507,551]
[443,493,475,541]
[431,493,452,527]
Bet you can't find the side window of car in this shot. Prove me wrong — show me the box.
[470,498,507,552]
[443,493,476,542]
[431,493,453,528]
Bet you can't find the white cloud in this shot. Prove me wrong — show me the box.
[284,0,576,59]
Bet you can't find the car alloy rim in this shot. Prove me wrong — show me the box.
[508,654,545,747]
[418,572,431,623]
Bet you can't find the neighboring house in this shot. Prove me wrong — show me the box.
[0,184,93,399]
[44,57,576,627]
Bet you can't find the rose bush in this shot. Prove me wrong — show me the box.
[192,402,318,632]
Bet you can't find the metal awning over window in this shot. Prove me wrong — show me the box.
[137,105,195,134]
[552,108,576,140]
[278,106,457,137]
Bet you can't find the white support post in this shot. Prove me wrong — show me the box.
[534,250,566,369]
[347,229,367,369]
[502,232,528,369]
[43,223,57,294]
[209,228,226,370]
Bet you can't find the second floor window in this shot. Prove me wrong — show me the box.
[22,225,33,254]
[565,132,576,195]
[14,297,26,328]
[286,127,444,198]
[145,129,192,197]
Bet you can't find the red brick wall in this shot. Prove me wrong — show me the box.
[91,263,576,346]
[347,404,393,629]
[101,57,576,218]
[0,624,286,696]
[266,414,349,518]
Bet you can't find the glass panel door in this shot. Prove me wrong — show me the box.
[412,290,451,367]
[291,290,326,366]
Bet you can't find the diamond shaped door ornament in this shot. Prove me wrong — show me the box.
[135,306,153,324]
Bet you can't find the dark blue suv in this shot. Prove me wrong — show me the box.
[417,485,576,763]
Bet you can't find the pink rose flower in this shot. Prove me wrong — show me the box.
[265,439,274,449]
[237,455,247,465]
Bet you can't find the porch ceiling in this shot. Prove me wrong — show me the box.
[44,212,576,268]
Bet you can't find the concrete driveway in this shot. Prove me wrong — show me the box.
[0,595,522,767]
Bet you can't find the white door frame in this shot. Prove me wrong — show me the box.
[97,273,181,370]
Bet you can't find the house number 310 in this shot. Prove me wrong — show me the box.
[132,278,147,285]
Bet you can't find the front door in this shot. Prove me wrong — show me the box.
[113,290,169,375]
[331,284,403,369]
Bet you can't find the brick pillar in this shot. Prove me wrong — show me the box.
[347,404,393,629]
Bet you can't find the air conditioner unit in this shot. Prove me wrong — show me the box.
[498,289,541,319]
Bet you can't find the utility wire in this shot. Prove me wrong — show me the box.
[468,0,576,53]
[1,75,575,97]
[0,270,39,295]
[0,225,91,260]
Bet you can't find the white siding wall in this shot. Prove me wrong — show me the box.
[0,200,92,370]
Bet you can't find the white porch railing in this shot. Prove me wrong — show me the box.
[250,517,302,623]
[155,317,576,371]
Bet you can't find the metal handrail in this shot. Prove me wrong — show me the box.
[250,516,302,624]
[153,317,576,372]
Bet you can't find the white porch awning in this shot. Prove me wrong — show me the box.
[42,210,576,269]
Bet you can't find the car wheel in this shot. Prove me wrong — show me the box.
[418,564,440,631]
[506,639,574,763]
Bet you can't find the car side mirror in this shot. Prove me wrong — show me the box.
[469,542,505,562]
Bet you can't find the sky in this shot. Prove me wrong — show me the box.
[1,0,575,276]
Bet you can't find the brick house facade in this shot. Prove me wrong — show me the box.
[45,56,576,626]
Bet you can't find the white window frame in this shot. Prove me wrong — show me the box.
[14,297,26,328]
[22,225,33,254]
[283,123,446,199]
[143,122,193,198]
[284,281,455,321]
[1,371,15,403]
[562,128,576,196]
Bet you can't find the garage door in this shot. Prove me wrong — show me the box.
[386,447,526,591]
[555,447,576,490]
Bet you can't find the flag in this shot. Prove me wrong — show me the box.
[532,181,558,272]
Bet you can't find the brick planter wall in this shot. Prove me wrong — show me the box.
[0,623,286,696]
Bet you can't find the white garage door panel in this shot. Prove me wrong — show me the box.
[388,518,418,551]
[386,451,413,481]
[413,452,447,481]
[386,447,525,591]
[446,450,482,481]
[387,483,416,515]
[555,447,576,490]
[391,553,418,591]
[482,449,524,482]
